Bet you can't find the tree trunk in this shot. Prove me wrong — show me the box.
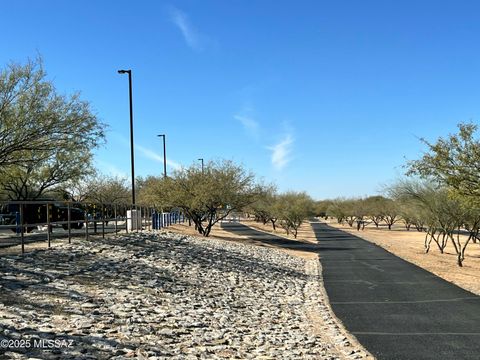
[424,232,431,253]
[457,253,463,267]
[271,219,276,231]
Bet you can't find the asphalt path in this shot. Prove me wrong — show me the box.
[221,221,480,360]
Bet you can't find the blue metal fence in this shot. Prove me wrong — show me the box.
[151,210,185,230]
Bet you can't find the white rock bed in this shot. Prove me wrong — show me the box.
[0,232,369,359]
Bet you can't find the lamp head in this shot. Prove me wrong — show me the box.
[117,69,130,74]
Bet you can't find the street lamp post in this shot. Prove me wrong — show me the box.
[157,134,167,178]
[117,69,135,205]
[198,158,204,173]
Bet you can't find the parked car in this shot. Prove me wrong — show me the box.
[0,202,84,233]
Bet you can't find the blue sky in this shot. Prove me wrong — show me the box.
[2,0,480,199]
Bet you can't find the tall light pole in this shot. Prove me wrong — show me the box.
[117,69,135,205]
[157,134,167,178]
[198,158,204,173]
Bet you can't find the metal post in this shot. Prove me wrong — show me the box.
[67,202,71,244]
[125,205,129,233]
[158,134,167,178]
[20,204,24,254]
[118,69,136,205]
[146,207,149,230]
[46,204,51,248]
[128,74,135,205]
[101,204,105,239]
[85,210,89,241]
[136,204,140,232]
[93,204,97,234]
[138,205,141,232]
[149,207,152,231]
[114,204,118,236]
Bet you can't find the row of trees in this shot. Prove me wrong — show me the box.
[389,180,479,267]
[247,187,314,238]
[133,161,315,238]
[3,57,478,267]
[320,186,478,268]
[319,123,480,267]
[0,57,315,239]
[319,196,403,230]
[399,122,480,267]
[318,193,479,269]
[2,158,315,239]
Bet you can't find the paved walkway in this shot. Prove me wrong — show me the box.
[222,221,480,359]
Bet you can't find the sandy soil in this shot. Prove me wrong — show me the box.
[323,219,480,296]
[244,219,318,243]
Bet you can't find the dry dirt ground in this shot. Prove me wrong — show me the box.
[322,219,480,296]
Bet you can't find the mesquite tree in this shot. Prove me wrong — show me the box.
[388,179,476,267]
[0,57,105,200]
[248,184,280,229]
[407,122,480,199]
[277,192,314,238]
[168,160,259,237]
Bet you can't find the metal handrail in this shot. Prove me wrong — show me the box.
[0,200,186,254]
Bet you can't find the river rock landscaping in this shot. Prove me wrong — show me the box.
[0,232,368,359]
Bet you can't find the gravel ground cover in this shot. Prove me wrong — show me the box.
[0,232,369,359]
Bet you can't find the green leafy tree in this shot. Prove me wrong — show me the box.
[277,191,314,238]
[351,198,369,230]
[327,198,350,224]
[85,175,130,205]
[364,196,386,228]
[137,176,174,210]
[406,123,480,199]
[315,200,333,219]
[403,123,480,265]
[168,160,259,237]
[381,198,400,230]
[0,57,105,200]
[340,199,357,227]
[388,179,476,266]
[248,184,280,229]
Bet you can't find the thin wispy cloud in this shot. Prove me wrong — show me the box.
[169,6,205,51]
[234,114,260,138]
[96,160,129,180]
[268,134,294,170]
[111,133,181,170]
[135,144,181,170]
